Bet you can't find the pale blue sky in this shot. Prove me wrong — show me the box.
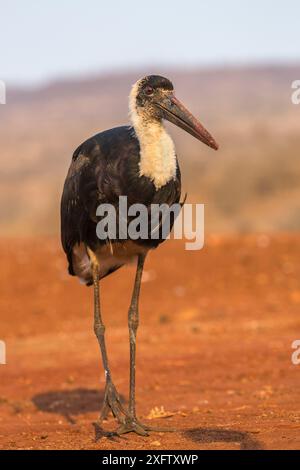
[1,0,300,85]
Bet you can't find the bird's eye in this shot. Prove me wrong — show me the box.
[145,86,154,95]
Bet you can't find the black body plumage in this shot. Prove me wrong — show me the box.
[61,125,181,283]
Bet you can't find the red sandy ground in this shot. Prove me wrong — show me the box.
[0,235,300,450]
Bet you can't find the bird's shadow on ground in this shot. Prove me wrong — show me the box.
[32,391,263,448]
[32,388,123,425]
[184,427,263,450]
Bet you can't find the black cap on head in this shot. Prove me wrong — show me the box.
[141,75,173,91]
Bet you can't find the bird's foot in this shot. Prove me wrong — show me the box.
[116,415,177,436]
[97,380,128,426]
[116,416,149,436]
[97,381,176,437]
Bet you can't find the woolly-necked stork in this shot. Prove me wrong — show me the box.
[61,75,218,436]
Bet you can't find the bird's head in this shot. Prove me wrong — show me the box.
[129,75,218,150]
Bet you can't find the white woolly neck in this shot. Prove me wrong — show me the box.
[129,84,177,190]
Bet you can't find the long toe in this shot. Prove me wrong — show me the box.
[116,419,149,437]
[135,417,177,433]
[143,424,177,433]
[97,381,129,427]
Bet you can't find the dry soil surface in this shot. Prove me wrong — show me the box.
[0,235,300,449]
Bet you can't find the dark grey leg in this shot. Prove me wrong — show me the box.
[128,253,145,418]
[89,249,175,436]
[116,254,149,435]
[89,251,128,427]
[117,254,176,436]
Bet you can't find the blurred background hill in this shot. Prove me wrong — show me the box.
[0,64,299,235]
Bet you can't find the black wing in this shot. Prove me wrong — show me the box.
[61,125,181,277]
[61,126,141,275]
